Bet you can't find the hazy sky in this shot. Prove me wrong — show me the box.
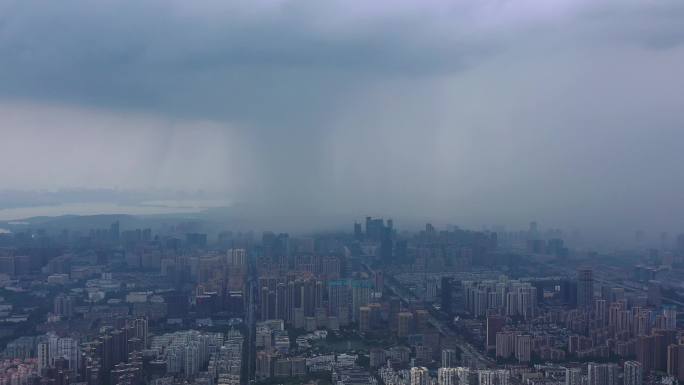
[1,0,683,234]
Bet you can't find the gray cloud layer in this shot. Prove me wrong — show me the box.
[1,0,684,237]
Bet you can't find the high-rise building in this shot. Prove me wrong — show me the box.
[351,280,372,321]
[439,367,475,385]
[54,294,73,319]
[624,361,643,385]
[486,316,505,351]
[515,335,532,363]
[398,312,414,338]
[594,299,608,326]
[37,342,49,371]
[566,368,583,385]
[577,268,594,308]
[370,348,386,368]
[441,277,454,315]
[328,279,349,317]
[648,281,662,308]
[479,369,510,385]
[354,222,363,239]
[375,271,385,294]
[437,367,478,385]
[496,332,516,359]
[110,221,120,242]
[228,248,246,267]
[260,286,271,321]
[442,349,457,368]
[667,344,684,381]
[587,363,617,385]
[636,335,656,373]
[359,306,371,332]
[654,329,677,372]
[439,367,458,385]
[56,337,79,371]
[130,317,148,348]
[664,306,677,330]
[274,282,287,321]
[411,366,430,385]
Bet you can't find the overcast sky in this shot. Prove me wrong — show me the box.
[1,0,683,235]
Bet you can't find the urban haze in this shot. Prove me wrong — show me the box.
[0,1,683,385]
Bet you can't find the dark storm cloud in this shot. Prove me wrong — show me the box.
[0,0,490,126]
[1,0,684,239]
[0,0,682,124]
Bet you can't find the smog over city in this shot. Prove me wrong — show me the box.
[0,1,683,385]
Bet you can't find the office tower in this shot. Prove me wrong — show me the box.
[328,279,349,317]
[496,332,516,359]
[398,312,414,338]
[515,335,532,363]
[611,287,625,302]
[624,361,643,385]
[561,279,578,306]
[667,344,684,381]
[38,342,49,371]
[631,308,648,336]
[411,366,430,385]
[529,221,538,237]
[414,309,429,332]
[566,368,583,385]
[425,277,438,302]
[479,369,510,385]
[654,329,677,372]
[286,280,297,323]
[375,271,385,294]
[256,351,273,379]
[261,286,271,321]
[664,306,677,330]
[438,367,468,385]
[351,280,372,321]
[0,256,15,276]
[365,217,390,241]
[276,283,288,321]
[302,279,317,317]
[577,268,594,308]
[354,222,363,239]
[587,363,617,385]
[648,281,662,307]
[184,343,200,377]
[594,299,607,326]
[359,307,371,332]
[130,317,148,348]
[442,277,454,315]
[315,280,324,309]
[13,255,29,275]
[110,221,120,242]
[389,296,401,330]
[439,367,476,385]
[442,349,457,368]
[56,337,79,371]
[370,348,386,368]
[228,248,246,267]
[636,335,656,373]
[439,367,458,385]
[54,294,74,319]
[487,316,505,351]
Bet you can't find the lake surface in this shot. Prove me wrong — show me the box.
[0,200,230,221]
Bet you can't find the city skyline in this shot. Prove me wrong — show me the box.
[1,0,684,235]
[1,2,684,385]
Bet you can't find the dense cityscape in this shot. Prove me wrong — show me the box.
[2,0,683,385]
[0,216,681,385]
